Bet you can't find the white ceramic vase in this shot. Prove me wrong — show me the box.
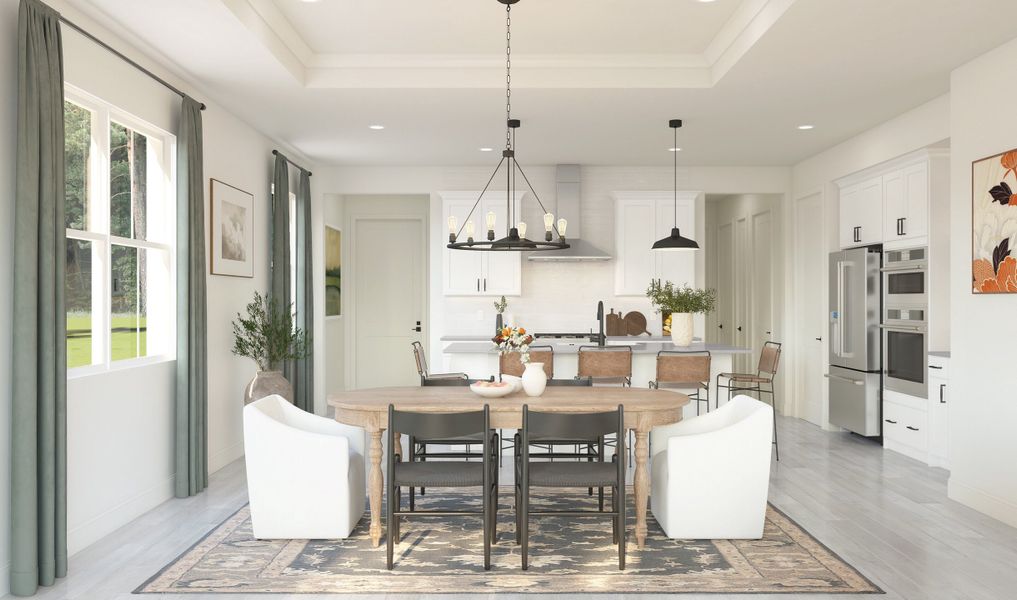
[522,362,548,397]
[244,370,293,404]
[670,313,694,346]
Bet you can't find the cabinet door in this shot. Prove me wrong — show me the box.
[839,185,860,248]
[858,177,883,245]
[901,162,929,240]
[615,198,657,295]
[480,195,521,296]
[654,197,696,287]
[443,197,485,295]
[882,169,906,241]
[928,375,949,468]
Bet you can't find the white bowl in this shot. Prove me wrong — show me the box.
[470,381,515,398]
[500,374,523,393]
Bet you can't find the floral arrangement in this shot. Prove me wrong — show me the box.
[492,326,533,363]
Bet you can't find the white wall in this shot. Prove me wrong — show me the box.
[0,0,315,579]
[947,36,1017,528]
[786,95,950,425]
[314,165,790,380]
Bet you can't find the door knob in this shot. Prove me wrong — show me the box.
[815,337,822,341]
[737,326,742,332]
[718,324,723,329]
[411,320,422,333]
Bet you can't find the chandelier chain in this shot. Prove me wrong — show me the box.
[505,3,512,150]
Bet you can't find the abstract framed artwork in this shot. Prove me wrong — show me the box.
[325,225,342,317]
[972,149,1017,293]
[210,179,255,277]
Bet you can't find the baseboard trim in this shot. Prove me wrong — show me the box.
[948,478,1017,529]
[68,475,175,556]
[209,441,244,474]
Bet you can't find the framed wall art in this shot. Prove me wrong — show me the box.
[972,149,1017,293]
[324,225,342,317]
[210,179,255,278]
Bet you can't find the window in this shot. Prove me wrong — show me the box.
[64,86,176,373]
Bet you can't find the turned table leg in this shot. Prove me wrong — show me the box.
[633,429,650,548]
[368,428,384,547]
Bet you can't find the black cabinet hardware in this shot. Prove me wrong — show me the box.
[718,324,723,329]
[766,330,772,335]
[929,365,942,369]
[940,384,946,404]
[900,217,907,235]
[815,337,823,341]
[737,326,743,332]
[483,278,487,292]
[885,419,898,424]
[476,278,480,292]
[906,426,919,431]
[853,226,861,243]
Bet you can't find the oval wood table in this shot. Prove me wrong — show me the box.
[328,385,689,549]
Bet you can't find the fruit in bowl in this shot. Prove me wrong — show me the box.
[470,380,514,398]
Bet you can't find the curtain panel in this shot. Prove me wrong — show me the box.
[293,171,314,412]
[11,0,66,595]
[270,156,291,312]
[175,96,208,498]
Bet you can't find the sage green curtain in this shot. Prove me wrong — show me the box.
[11,0,67,595]
[292,171,314,412]
[270,156,290,312]
[175,97,208,498]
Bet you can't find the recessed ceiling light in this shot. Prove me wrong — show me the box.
[669,147,682,152]
[797,124,814,130]
[479,147,494,152]
[300,0,322,3]
[369,124,385,130]
[697,0,718,3]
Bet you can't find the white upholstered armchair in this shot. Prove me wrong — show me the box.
[649,394,773,540]
[243,395,366,539]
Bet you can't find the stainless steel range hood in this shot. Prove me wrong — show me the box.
[527,165,612,262]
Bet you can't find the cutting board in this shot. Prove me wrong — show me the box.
[624,311,650,336]
[606,310,625,336]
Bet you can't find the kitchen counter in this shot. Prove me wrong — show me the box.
[929,351,951,359]
[443,341,752,355]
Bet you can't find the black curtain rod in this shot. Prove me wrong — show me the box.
[58,16,206,111]
[272,150,312,176]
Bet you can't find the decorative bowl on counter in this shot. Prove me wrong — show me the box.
[470,380,515,398]
[499,374,523,393]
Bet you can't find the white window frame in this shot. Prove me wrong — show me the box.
[65,85,177,378]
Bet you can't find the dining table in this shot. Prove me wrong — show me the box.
[328,385,690,549]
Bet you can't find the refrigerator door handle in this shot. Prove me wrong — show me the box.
[824,373,864,385]
[836,261,847,357]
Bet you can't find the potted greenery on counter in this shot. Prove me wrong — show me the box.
[232,292,310,404]
[646,280,717,346]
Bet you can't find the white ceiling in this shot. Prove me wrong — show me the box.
[68,0,1017,167]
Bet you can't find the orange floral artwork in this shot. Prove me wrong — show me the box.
[972,148,1017,294]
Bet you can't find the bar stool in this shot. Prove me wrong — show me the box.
[716,341,782,460]
[412,341,470,385]
[649,350,711,416]
[578,345,633,465]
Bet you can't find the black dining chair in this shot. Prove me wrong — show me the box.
[515,404,626,570]
[387,404,498,570]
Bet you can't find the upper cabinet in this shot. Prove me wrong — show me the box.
[614,191,699,296]
[837,150,945,249]
[441,191,523,296]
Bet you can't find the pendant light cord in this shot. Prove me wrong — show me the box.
[505,3,513,228]
[674,125,678,227]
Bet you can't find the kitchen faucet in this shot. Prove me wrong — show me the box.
[597,300,606,346]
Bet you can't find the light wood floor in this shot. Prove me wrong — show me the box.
[11,416,1017,600]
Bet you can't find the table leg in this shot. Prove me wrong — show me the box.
[368,428,384,547]
[633,429,650,548]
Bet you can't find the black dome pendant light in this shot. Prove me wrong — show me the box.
[652,119,700,251]
[446,0,570,253]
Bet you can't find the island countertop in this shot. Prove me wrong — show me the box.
[443,340,753,355]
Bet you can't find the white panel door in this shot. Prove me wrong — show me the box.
[615,198,656,295]
[795,193,826,426]
[655,197,697,287]
[443,197,484,295]
[882,169,905,241]
[902,161,929,240]
[481,194,521,296]
[750,209,774,377]
[733,217,750,372]
[715,222,734,347]
[355,218,425,389]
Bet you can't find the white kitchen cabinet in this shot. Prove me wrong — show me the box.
[441,191,523,296]
[883,162,929,242]
[614,191,699,296]
[882,391,929,463]
[838,176,882,248]
[927,354,950,469]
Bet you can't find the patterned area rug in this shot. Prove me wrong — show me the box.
[137,489,881,594]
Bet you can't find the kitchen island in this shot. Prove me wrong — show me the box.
[444,338,753,418]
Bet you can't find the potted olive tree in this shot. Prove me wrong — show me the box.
[232,292,310,404]
[646,280,717,347]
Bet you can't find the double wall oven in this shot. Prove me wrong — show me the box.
[880,247,928,398]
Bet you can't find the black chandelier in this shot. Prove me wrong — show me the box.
[446,0,569,252]
[651,119,700,251]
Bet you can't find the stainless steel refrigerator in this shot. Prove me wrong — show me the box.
[827,247,882,437]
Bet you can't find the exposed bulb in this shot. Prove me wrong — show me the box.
[517,222,527,239]
[557,218,568,237]
[543,212,555,231]
[486,211,496,232]
[465,220,475,240]
[447,215,457,234]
